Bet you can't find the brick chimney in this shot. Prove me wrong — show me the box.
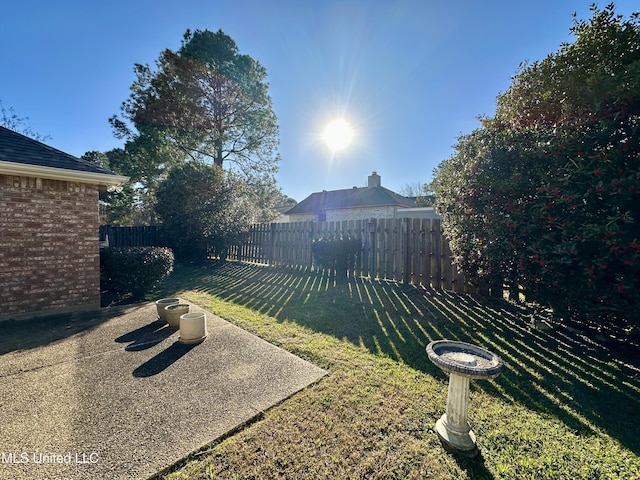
[367,171,381,188]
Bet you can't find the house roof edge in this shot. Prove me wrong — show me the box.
[0,160,129,186]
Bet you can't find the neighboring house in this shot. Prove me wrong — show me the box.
[395,207,442,220]
[0,126,128,321]
[270,204,294,223]
[286,172,417,222]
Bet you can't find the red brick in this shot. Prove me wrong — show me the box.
[0,175,101,318]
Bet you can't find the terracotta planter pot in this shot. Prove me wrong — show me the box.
[155,298,180,322]
[164,304,190,328]
[179,312,207,344]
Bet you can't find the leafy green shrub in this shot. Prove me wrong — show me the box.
[101,247,174,300]
[519,124,639,328]
[433,6,640,331]
[435,124,640,328]
[312,236,362,278]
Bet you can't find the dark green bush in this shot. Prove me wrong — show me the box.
[435,125,640,328]
[155,162,259,262]
[312,236,362,278]
[100,247,174,300]
[432,6,640,331]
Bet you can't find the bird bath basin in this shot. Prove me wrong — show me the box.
[427,340,503,456]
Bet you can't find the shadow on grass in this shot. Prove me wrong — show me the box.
[454,452,495,480]
[159,261,640,455]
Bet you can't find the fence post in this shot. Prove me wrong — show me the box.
[432,219,442,289]
[368,218,377,279]
[418,219,427,287]
[402,218,411,285]
[269,223,276,266]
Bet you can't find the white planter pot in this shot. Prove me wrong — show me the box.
[179,312,208,344]
[165,304,190,328]
[156,298,180,322]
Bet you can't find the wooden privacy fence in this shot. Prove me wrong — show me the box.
[228,218,475,294]
[99,225,170,248]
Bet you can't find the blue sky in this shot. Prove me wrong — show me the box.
[2,1,638,201]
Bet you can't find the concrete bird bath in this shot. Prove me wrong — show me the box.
[427,340,503,457]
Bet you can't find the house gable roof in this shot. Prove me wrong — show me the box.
[0,126,127,185]
[286,185,415,215]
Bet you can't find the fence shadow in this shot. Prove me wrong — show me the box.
[163,261,640,455]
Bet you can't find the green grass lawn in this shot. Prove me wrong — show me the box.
[154,261,639,479]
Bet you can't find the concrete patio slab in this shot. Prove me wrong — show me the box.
[0,302,327,480]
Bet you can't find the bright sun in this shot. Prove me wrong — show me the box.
[322,119,354,151]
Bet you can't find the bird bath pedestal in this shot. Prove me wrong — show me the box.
[427,340,503,457]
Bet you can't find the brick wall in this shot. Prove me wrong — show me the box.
[0,174,101,320]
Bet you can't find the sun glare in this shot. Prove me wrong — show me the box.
[322,119,354,151]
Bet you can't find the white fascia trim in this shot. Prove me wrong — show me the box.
[0,160,129,186]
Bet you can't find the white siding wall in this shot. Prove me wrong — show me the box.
[326,206,397,222]
[289,206,417,223]
[288,213,318,222]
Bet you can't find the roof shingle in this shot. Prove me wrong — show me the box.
[0,126,116,176]
[286,185,415,215]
